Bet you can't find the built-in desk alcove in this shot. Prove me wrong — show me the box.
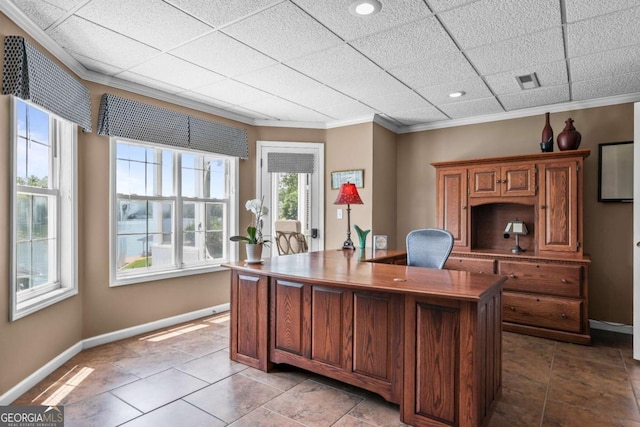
[471,202,535,253]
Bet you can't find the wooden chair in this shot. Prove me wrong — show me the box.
[406,228,454,269]
[274,220,308,255]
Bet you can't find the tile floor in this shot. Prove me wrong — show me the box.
[11,313,640,426]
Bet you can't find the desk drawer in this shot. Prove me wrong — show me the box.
[503,292,582,333]
[499,261,582,297]
[445,257,496,274]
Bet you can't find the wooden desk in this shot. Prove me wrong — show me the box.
[223,249,506,427]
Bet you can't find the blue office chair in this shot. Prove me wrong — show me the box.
[406,228,454,269]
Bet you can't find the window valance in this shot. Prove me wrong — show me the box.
[97,93,248,159]
[2,36,92,131]
[267,152,315,173]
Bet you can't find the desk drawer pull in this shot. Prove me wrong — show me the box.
[509,273,516,279]
[561,279,568,284]
[561,313,568,319]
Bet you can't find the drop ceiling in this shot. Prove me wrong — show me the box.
[3,0,640,132]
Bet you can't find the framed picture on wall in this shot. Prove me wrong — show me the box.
[331,169,364,189]
[598,141,633,202]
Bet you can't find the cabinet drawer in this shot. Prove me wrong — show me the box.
[499,261,582,297]
[445,257,496,274]
[503,292,582,333]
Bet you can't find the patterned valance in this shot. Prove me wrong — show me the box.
[2,36,92,131]
[267,152,315,173]
[97,93,248,158]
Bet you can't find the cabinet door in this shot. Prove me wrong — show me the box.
[538,161,578,253]
[502,164,536,196]
[231,273,269,370]
[469,165,500,197]
[437,167,468,248]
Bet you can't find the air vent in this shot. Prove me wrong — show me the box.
[516,72,540,90]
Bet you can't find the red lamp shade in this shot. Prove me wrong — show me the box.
[334,182,363,205]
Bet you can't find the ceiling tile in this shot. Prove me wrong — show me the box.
[485,61,567,95]
[571,77,614,101]
[40,0,85,10]
[196,79,274,105]
[565,0,640,22]
[164,0,281,28]
[293,0,432,41]
[389,50,478,89]
[227,105,276,120]
[314,101,376,120]
[234,64,321,98]
[12,0,66,29]
[351,16,458,69]
[466,27,564,75]
[328,72,410,100]
[285,44,381,84]
[126,55,226,90]
[222,2,343,62]
[439,0,559,49]
[47,16,162,69]
[75,0,214,50]
[388,106,448,125]
[567,7,640,57]
[170,32,276,78]
[426,0,477,13]
[498,84,570,110]
[611,71,640,95]
[117,71,186,94]
[570,45,640,82]
[439,97,504,119]
[361,89,432,113]
[280,85,356,109]
[416,78,492,105]
[179,91,234,109]
[242,94,332,122]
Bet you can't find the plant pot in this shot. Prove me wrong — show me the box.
[246,243,263,263]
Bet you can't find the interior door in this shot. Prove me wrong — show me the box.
[633,103,640,359]
[257,141,324,257]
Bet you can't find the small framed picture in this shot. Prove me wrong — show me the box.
[331,169,364,189]
[373,235,388,250]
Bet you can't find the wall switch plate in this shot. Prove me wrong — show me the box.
[337,208,343,219]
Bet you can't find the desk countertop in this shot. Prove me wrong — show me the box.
[223,249,506,302]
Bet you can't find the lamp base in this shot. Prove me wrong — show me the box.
[511,246,526,254]
[342,239,355,250]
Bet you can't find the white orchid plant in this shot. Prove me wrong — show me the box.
[230,197,270,245]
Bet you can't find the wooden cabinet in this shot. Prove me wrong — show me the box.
[469,163,536,198]
[436,167,468,248]
[433,150,591,344]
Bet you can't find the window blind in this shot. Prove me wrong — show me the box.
[2,36,92,131]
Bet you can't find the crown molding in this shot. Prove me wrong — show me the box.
[398,92,640,134]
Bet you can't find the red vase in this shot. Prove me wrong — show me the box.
[557,118,581,151]
[540,112,553,152]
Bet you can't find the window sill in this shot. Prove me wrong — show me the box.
[12,287,79,321]
[110,264,229,287]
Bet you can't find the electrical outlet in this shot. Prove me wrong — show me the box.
[337,208,343,219]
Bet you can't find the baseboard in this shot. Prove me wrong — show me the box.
[84,303,230,349]
[589,319,633,335]
[0,304,229,405]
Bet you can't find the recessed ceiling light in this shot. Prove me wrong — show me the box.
[448,91,465,98]
[349,0,382,16]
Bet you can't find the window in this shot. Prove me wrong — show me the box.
[10,99,78,321]
[111,139,237,285]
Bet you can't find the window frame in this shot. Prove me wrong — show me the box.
[10,98,79,321]
[109,137,239,287]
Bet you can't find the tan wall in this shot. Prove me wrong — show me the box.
[325,123,373,249]
[397,104,634,324]
[372,123,398,248]
[0,13,83,395]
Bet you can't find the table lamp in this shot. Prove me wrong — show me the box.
[334,182,363,250]
[504,219,528,253]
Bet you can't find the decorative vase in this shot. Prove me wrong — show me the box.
[353,225,370,249]
[246,243,263,263]
[540,112,553,152]
[556,118,581,151]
